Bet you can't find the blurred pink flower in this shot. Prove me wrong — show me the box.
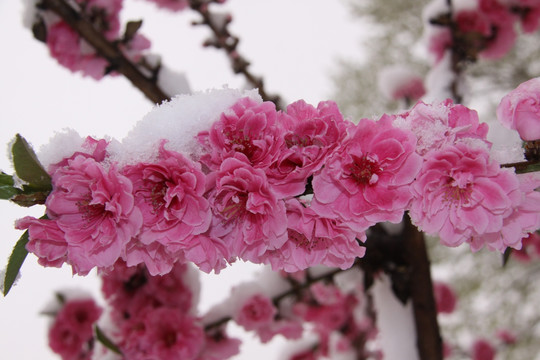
[122,308,204,360]
[234,294,277,331]
[48,298,102,360]
[471,338,496,360]
[433,281,457,314]
[311,115,422,232]
[409,143,521,249]
[497,77,540,141]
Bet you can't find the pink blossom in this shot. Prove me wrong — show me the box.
[101,260,195,322]
[496,329,517,344]
[264,199,365,272]
[515,0,540,32]
[395,100,489,156]
[409,143,522,248]
[234,294,277,331]
[182,233,230,274]
[122,308,204,360]
[198,331,241,360]
[433,281,457,314]
[15,216,67,268]
[311,115,422,232]
[47,23,109,80]
[47,136,109,174]
[208,155,287,262]
[256,319,303,343]
[122,143,211,275]
[512,232,540,262]
[198,97,284,171]
[45,155,142,274]
[469,172,540,251]
[48,298,102,360]
[427,28,452,64]
[266,100,351,197]
[471,338,496,360]
[497,77,540,141]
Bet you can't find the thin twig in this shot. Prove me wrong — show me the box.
[188,0,284,109]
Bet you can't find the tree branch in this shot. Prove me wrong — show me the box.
[40,0,170,104]
[188,0,284,109]
[403,214,443,360]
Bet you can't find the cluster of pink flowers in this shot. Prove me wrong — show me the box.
[47,296,103,360]
[100,260,240,360]
[33,0,150,79]
[427,0,540,62]
[16,87,540,277]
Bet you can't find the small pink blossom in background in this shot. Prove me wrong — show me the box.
[477,0,517,59]
[198,331,241,360]
[198,97,284,171]
[496,329,517,345]
[433,281,457,314]
[427,28,452,63]
[48,298,102,360]
[267,100,351,197]
[44,156,143,274]
[143,0,189,11]
[497,77,540,141]
[378,66,426,103]
[256,319,303,343]
[101,261,195,322]
[512,232,540,262]
[264,198,365,272]
[311,115,422,233]
[122,143,211,275]
[16,216,67,268]
[122,308,204,360]
[409,143,522,249]
[234,294,276,331]
[471,338,496,360]
[208,155,287,263]
[517,0,540,33]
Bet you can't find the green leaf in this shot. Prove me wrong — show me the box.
[95,325,122,355]
[3,230,29,296]
[11,134,51,191]
[0,172,21,200]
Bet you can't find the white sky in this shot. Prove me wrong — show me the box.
[0,1,367,359]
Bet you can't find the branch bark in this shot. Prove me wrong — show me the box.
[403,214,443,360]
[41,0,170,104]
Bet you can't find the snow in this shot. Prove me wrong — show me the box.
[108,87,261,166]
[156,64,191,97]
[38,128,85,170]
[424,52,457,102]
[372,274,419,360]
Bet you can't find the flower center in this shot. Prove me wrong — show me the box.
[288,229,329,251]
[76,196,106,221]
[220,192,248,222]
[443,176,473,206]
[347,154,382,185]
[150,181,167,212]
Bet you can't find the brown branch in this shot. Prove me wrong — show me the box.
[403,214,443,360]
[188,0,284,109]
[40,0,170,104]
